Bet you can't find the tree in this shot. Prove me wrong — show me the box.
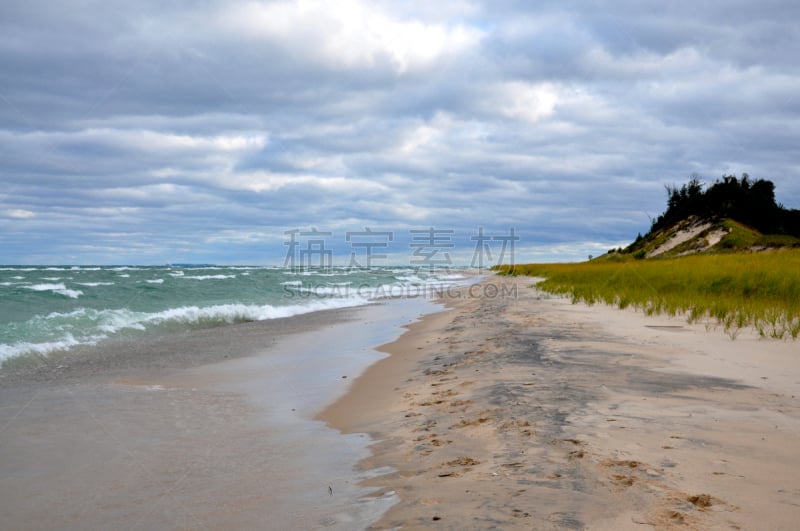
[648,173,798,237]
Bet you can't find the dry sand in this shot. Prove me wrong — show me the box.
[320,275,800,530]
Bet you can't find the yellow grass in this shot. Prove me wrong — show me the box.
[495,250,800,340]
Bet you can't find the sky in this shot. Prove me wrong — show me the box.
[1,0,799,265]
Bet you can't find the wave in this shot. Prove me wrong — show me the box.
[24,283,83,298]
[0,297,371,363]
[394,275,426,284]
[435,274,467,280]
[145,279,164,284]
[144,299,368,325]
[180,275,236,280]
[0,334,84,361]
[76,282,115,287]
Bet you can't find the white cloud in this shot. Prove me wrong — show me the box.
[212,171,389,194]
[217,0,483,72]
[4,128,267,158]
[76,206,141,217]
[492,81,560,123]
[97,183,198,202]
[91,129,268,153]
[5,209,36,219]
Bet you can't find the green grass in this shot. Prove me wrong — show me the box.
[716,220,762,251]
[495,249,800,340]
[619,218,800,259]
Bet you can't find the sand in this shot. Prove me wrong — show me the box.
[320,274,800,530]
[3,274,799,530]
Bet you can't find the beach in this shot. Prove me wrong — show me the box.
[0,297,441,530]
[2,274,799,529]
[323,275,800,530]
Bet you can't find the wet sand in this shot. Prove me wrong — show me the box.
[0,298,441,530]
[320,275,800,530]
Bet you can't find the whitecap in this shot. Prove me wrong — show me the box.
[180,275,236,280]
[434,274,467,280]
[24,283,83,298]
[0,334,83,363]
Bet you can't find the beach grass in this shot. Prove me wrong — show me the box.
[494,249,800,340]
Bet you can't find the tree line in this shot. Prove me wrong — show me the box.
[649,173,800,237]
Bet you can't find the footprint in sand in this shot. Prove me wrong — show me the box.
[437,456,480,477]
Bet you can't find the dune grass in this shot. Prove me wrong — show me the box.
[495,250,800,340]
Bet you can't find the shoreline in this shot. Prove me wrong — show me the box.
[0,297,442,530]
[321,275,800,529]
[317,299,458,433]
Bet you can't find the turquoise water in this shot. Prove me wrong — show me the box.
[0,266,467,364]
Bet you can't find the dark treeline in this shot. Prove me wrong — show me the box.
[650,174,800,237]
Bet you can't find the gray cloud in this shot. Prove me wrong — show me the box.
[1,0,798,264]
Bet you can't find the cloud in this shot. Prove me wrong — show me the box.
[1,0,798,264]
[215,0,484,73]
[491,81,559,122]
[4,209,36,219]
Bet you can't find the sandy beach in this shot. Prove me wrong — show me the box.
[2,274,799,530]
[0,298,441,530]
[321,275,800,530]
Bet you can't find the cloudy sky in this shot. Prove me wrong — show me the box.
[1,0,799,265]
